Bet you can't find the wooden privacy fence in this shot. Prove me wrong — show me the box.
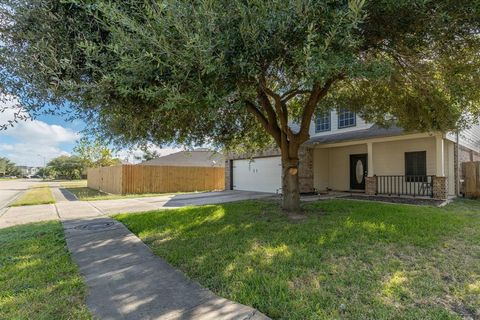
[87,165,225,195]
[462,161,480,198]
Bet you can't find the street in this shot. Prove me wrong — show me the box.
[0,179,36,211]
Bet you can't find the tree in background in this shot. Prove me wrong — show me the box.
[46,156,85,180]
[134,145,161,162]
[36,166,56,180]
[1,1,479,212]
[73,137,121,169]
[0,157,21,177]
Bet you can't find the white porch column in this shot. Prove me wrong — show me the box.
[367,142,374,177]
[435,135,445,177]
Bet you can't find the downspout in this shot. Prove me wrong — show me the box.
[455,131,460,196]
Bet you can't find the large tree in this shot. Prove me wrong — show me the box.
[1,1,479,211]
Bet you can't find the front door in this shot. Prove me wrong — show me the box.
[350,154,368,190]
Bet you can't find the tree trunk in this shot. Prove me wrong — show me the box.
[281,155,301,212]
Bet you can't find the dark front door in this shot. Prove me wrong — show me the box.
[350,154,368,190]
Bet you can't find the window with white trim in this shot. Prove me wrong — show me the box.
[337,108,356,128]
[315,112,331,132]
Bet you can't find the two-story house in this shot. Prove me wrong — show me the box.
[225,109,480,199]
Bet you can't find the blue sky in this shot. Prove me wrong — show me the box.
[0,99,181,166]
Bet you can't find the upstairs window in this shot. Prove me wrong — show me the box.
[315,112,331,132]
[338,108,356,128]
[405,151,427,181]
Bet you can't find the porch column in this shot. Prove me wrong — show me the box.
[433,135,448,200]
[367,142,374,176]
[365,142,377,195]
[435,135,445,177]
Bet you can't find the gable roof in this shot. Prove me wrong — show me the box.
[305,125,405,145]
[141,150,224,167]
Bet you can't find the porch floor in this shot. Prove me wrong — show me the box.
[300,191,447,206]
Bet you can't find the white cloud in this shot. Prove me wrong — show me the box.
[0,97,188,167]
[0,97,79,166]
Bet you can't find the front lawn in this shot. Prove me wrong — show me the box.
[10,186,55,206]
[0,221,91,319]
[115,199,480,320]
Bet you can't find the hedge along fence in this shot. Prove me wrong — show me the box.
[87,165,225,195]
[462,161,480,198]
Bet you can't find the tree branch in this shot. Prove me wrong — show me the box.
[245,100,281,145]
[281,89,311,103]
[296,75,344,142]
[258,75,294,139]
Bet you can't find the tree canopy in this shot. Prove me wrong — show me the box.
[0,157,21,176]
[46,155,85,180]
[73,137,121,168]
[1,0,479,210]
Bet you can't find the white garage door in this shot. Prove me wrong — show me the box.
[232,156,282,193]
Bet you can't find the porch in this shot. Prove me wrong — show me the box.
[309,133,453,200]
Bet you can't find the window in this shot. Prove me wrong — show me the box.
[315,112,331,132]
[405,151,427,182]
[337,108,356,128]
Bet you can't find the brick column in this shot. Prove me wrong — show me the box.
[365,176,377,195]
[432,176,448,200]
[298,146,314,193]
[224,160,232,190]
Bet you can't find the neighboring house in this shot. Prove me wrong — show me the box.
[16,166,41,177]
[141,149,224,168]
[225,109,480,199]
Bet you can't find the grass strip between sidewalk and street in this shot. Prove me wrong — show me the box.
[10,186,55,207]
[66,186,191,201]
[115,198,480,320]
[0,221,91,319]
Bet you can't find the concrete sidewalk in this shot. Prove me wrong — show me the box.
[58,202,270,320]
[0,204,57,229]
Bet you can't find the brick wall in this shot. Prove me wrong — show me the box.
[224,160,232,190]
[365,176,377,195]
[432,176,448,200]
[298,147,314,193]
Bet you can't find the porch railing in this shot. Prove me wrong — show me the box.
[376,175,434,197]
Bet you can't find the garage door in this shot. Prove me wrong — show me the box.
[232,156,282,193]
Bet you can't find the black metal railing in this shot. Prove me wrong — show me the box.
[376,175,434,197]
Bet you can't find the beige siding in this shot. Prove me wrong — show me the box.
[328,144,367,190]
[313,148,330,191]
[372,137,436,176]
[446,140,455,196]
[313,144,367,191]
[312,136,458,194]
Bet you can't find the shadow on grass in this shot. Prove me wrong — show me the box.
[0,221,91,319]
[115,199,480,319]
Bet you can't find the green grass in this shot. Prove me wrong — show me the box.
[115,199,480,320]
[11,187,55,206]
[66,186,193,201]
[0,221,91,319]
